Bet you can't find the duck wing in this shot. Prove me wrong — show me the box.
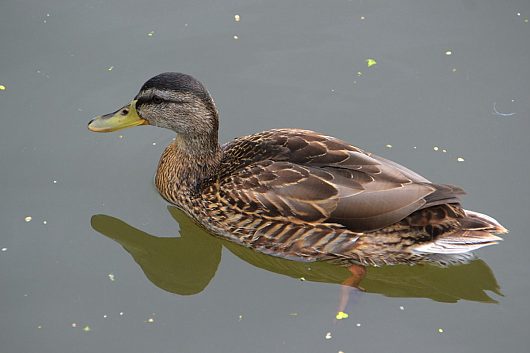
[218,129,464,233]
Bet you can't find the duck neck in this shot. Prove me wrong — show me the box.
[155,133,222,202]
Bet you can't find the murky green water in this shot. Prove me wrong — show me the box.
[1,0,529,352]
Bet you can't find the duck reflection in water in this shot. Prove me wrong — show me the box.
[91,206,502,310]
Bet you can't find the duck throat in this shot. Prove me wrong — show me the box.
[155,133,222,203]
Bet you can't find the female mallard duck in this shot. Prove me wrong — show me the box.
[88,72,507,267]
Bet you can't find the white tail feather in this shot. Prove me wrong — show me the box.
[413,239,500,254]
[464,209,508,233]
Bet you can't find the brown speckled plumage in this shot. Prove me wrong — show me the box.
[92,72,508,267]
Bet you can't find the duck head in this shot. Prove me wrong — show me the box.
[88,72,219,138]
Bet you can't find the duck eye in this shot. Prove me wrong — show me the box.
[152,96,163,104]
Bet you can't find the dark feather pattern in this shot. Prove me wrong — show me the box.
[217,129,455,232]
[154,128,506,266]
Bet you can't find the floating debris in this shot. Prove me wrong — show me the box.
[299,277,306,281]
[457,157,465,162]
[152,142,157,146]
[0,85,6,90]
[437,328,444,333]
[83,325,91,332]
[103,314,108,318]
[108,66,114,71]
[492,102,516,117]
[43,220,47,225]
[119,312,124,316]
[119,135,123,139]
[37,325,43,329]
[442,149,447,153]
[433,146,439,151]
[366,58,377,68]
[108,273,115,281]
[25,216,32,222]
[147,31,155,36]
[399,306,405,310]
[52,180,57,184]
[445,50,452,56]
[146,317,155,323]
[288,312,299,317]
[356,323,362,327]
[360,16,365,20]
[234,14,240,22]
[336,311,349,320]
[238,314,243,321]
[1,248,7,252]
[356,71,363,77]
[385,144,392,148]
[325,332,332,340]
[233,35,239,40]
[452,68,457,72]
[71,323,77,328]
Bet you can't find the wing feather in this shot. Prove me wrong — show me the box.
[217,129,465,232]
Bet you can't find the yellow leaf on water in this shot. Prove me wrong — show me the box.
[336,311,349,320]
[366,58,377,67]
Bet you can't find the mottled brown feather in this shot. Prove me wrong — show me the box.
[218,129,456,232]
[152,127,506,266]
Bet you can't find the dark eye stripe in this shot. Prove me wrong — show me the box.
[136,95,166,106]
[136,93,191,106]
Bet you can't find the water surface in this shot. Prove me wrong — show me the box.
[1,0,529,352]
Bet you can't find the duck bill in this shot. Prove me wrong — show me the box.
[88,100,148,132]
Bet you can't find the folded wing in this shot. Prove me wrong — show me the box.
[218,129,465,233]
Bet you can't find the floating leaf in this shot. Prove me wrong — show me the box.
[336,311,349,320]
[366,58,377,67]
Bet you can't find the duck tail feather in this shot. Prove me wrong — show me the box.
[413,229,502,254]
[462,209,508,234]
[414,209,507,255]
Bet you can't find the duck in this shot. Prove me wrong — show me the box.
[88,72,507,267]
